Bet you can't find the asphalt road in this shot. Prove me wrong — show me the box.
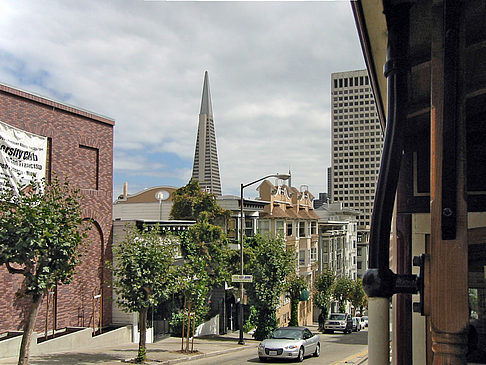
[186,329,368,365]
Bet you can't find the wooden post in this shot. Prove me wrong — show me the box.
[430,1,468,363]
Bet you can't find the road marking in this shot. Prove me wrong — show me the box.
[331,349,368,364]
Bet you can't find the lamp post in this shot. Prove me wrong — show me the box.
[238,173,290,345]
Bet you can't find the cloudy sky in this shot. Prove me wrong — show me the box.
[0,0,365,198]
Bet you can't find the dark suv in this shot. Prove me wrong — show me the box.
[324,313,353,334]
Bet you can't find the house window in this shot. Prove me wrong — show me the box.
[228,218,236,239]
[258,220,270,235]
[245,219,254,237]
[299,250,306,266]
[287,222,293,236]
[298,222,306,237]
[311,221,317,235]
[275,220,285,237]
[310,247,317,262]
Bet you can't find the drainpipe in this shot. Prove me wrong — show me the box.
[362,1,414,364]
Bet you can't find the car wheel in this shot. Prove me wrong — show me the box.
[313,343,320,357]
[259,356,267,362]
[297,347,304,362]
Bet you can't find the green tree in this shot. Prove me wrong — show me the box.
[313,269,336,325]
[170,179,227,222]
[349,279,367,315]
[286,273,307,327]
[175,212,231,352]
[0,177,86,365]
[246,235,294,341]
[112,224,177,363]
[333,277,354,313]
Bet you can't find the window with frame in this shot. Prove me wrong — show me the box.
[299,250,306,266]
[310,247,317,262]
[245,218,254,237]
[275,220,285,237]
[287,222,293,236]
[311,221,317,235]
[258,219,270,235]
[298,221,306,237]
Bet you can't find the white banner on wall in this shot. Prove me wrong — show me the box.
[0,120,47,193]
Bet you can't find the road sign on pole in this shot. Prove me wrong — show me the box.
[232,274,253,283]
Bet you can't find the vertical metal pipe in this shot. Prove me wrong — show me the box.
[238,183,245,345]
[363,2,412,364]
[369,297,390,364]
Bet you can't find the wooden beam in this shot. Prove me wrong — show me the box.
[429,1,468,363]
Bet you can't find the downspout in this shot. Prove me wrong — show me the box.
[362,1,414,364]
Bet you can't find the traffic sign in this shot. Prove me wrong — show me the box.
[232,274,253,283]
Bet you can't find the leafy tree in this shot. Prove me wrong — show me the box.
[333,276,354,313]
[286,273,307,326]
[170,179,227,222]
[0,177,86,365]
[175,212,231,352]
[112,224,177,363]
[349,279,367,315]
[313,269,336,325]
[245,235,294,341]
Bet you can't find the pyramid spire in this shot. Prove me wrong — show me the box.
[191,71,222,196]
[200,71,213,117]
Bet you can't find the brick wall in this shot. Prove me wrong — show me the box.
[0,84,114,332]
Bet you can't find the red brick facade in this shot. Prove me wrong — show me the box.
[0,83,114,333]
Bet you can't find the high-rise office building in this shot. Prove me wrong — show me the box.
[191,71,222,196]
[330,69,383,232]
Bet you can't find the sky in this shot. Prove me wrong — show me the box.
[0,0,365,199]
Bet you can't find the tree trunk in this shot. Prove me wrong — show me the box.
[191,309,196,352]
[18,294,43,365]
[185,300,192,353]
[290,299,299,326]
[181,296,186,352]
[137,308,148,363]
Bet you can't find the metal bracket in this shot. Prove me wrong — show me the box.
[412,254,426,315]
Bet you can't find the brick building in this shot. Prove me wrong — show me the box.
[0,83,114,333]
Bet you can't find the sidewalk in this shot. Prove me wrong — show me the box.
[0,331,259,365]
[0,327,369,365]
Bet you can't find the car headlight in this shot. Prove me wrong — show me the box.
[258,344,265,350]
[284,344,298,350]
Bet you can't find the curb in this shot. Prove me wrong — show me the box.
[127,342,257,365]
[356,355,368,365]
[162,345,254,365]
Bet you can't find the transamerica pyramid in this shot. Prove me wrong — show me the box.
[191,71,222,196]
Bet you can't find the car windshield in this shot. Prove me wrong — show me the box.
[270,329,303,340]
[329,314,346,320]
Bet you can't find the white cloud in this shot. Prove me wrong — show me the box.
[0,0,365,197]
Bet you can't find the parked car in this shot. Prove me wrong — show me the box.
[258,326,320,362]
[360,316,369,328]
[324,313,353,334]
[352,317,361,332]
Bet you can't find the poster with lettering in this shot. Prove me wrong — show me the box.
[0,120,47,193]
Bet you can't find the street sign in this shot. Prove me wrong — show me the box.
[232,274,253,283]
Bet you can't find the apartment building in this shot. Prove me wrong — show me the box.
[257,180,319,327]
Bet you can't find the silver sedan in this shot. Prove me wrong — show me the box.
[257,326,320,362]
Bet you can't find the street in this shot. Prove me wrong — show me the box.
[187,330,368,365]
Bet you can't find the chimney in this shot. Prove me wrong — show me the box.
[123,182,128,198]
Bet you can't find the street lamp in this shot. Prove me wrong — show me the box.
[238,173,291,345]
